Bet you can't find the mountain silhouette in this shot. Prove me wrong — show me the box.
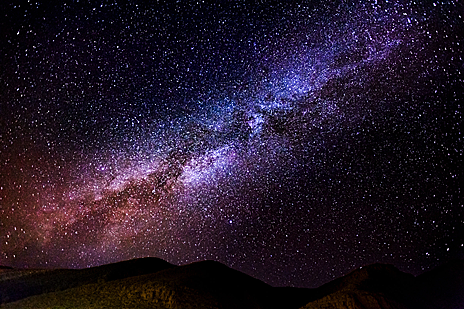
[0,258,463,308]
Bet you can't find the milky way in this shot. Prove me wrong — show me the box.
[0,1,462,287]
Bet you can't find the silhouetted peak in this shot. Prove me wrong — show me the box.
[156,259,273,291]
[313,263,416,302]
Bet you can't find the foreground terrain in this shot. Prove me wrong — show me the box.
[1,258,463,309]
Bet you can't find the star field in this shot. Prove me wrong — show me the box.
[0,1,462,288]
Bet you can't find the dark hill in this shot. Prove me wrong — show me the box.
[0,257,174,304]
[299,264,419,309]
[415,259,464,309]
[300,261,464,309]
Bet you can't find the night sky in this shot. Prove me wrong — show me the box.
[0,1,462,288]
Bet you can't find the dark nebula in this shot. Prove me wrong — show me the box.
[0,1,462,288]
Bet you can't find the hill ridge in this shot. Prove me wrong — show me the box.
[1,258,463,309]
